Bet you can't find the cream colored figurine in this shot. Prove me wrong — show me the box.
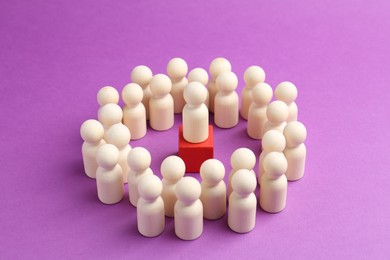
[260,152,288,213]
[122,83,147,140]
[137,174,165,237]
[214,71,239,128]
[131,65,153,120]
[106,124,131,184]
[127,147,153,207]
[98,103,124,141]
[208,57,232,113]
[228,148,256,197]
[149,74,174,131]
[247,83,273,140]
[200,159,226,220]
[96,144,124,204]
[240,66,265,120]
[80,119,105,179]
[275,81,298,122]
[161,155,186,217]
[183,82,209,143]
[167,58,188,114]
[188,68,209,108]
[262,100,288,136]
[97,86,119,116]
[174,177,203,240]
[283,121,307,181]
[228,169,257,233]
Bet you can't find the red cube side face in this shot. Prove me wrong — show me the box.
[178,125,214,173]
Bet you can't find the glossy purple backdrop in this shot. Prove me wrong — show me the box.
[1,0,389,259]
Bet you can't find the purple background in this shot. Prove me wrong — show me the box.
[1,0,390,259]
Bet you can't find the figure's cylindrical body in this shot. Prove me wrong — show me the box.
[284,144,306,181]
[260,175,287,213]
[142,87,152,120]
[214,92,239,128]
[247,104,267,140]
[149,95,174,131]
[137,197,165,237]
[118,146,131,184]
[128,169,153,207]
[96,165,124,204]
[287,102,298,122]
[82,140,105,179]
[200,182,226,220]
[183,104,209,143]
[161,180,177,217]
[240,87,252,120]
[174,200,203,240]
[123,105,147,140]
[228,192,257,233]
[208,80,217,113]
[171,78,188,114]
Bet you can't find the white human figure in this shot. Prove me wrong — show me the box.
[188,68,209,108]
[260,152,288,213]
[80,119,106,179]
[131,65,153,120]
[122,83,147,140]
[183,82,209,143]
[97,86,119,116]
[167,58,188,114]
[95,144,124,204]
[228,169,257,233]
[240,66,266,120]
[262,100,289,136]
[275,81,298,122]
[228,148,256,197]
[137,174,165,237]
[97,103,123,141]
[174,177,203,240]
[214,71,239,128]
[283,121,307,181]
[106,124,131,184]
[258,130,286,185]
[200,159,226,220]
[161,155,186,217]
[247,83,273,140]
[127,147,153,207]
[208,57,232,113]
[149,74,174,131]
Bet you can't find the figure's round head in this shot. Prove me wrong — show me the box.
[252,83,273,105]
[97,86,119,107]
[122,83,143,107]
[184,82,207,107]
[80,119,104,143]
[96,144,120,169]
[98,103,123,127]
[175,177,201,204]
[200,159,225,185]
[263,152,288,178]
[216,71,238,93]
[138,174,162,200]
[283,121,307,147]
[188,68,209,86]
[231,169,257,196]
[130,65,153,88]
[160,155,185,182]
[127,147,151,172]
[275,81,297,104]
[167,57,188,80]
[209,57,232,79]
[149,74,172,97]
[262,130,286,152]
[230,148,256,170]
[106,124,131,147]
[266,101,288,124]
[244,66,265,86]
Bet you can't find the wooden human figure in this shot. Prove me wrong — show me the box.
[161,156,186,217]
[97,86,119,116]
[80,119,105,179]
[260,152,288,213]
[127,147,153,207]
[240,66,266,120]
[262,100,289,136]
[122,83,147,140]
[208,57,231,113]
[183,82,209,143]
[200,159,226,220]
[228,169,257,233]
[283,121,307,181]
[228,148,256,197]
[131,65,153,120]
[188,68,209,109]
[275,81,298,122]
[149,74,174,131]
[214,71,239,128]
[137,174,165,237]
[106,124,131,184]
[174,177,203,240]
[95,144,124,204]
[167,57,188,114]
[247,83,273,140]
[98,103,123,141]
